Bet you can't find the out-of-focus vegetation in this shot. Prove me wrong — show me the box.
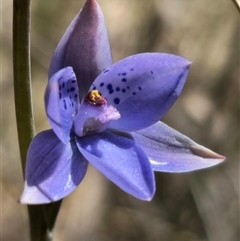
[2,0,239,240]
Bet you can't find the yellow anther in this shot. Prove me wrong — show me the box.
[90,90,101,101]
[85,90,106,106]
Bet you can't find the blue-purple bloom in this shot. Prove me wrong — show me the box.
[20,0,225,204]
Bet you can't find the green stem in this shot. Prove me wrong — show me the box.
[44,200,63,233]
[13,0,34,173]
[27,205,50,241]
[13,0,61,240]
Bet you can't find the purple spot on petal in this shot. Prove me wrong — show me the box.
[107,84,114,94]
[130,68,134,71]
[122,89,126,93]
[132,92,136,95]
[138,86,142,91]
[122,72,127,76]
[122,78,127,82]
[114,98,120,105]
[116,87,120,91]
[63,99,67,110]
[100,82,104,87]
[70,87,75,92]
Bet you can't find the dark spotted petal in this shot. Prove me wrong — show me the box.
[132,122,225,172]
[20,129,88,204]
[90,53,190,132]
[45,67,79,144]
[49,0,112,99]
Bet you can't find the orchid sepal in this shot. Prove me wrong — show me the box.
[49,0,112,99]
[20,129,88,204]
[131,121,225,173]
[76,130,155,200]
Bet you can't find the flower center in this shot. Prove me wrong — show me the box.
[74,90,120,137]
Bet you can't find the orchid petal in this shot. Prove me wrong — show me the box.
[49,0,112,99]
[45,67,79,144]
[91,53,190,132]
[131,122,225,173]
[75,131,155,200]
[20,130,88,204]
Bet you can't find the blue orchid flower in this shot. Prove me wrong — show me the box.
[20,0,225,204]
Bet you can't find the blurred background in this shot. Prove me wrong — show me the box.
[2,0,239,240]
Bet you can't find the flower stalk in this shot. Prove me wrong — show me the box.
[13,0,34,172]
[13,0,60,240]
